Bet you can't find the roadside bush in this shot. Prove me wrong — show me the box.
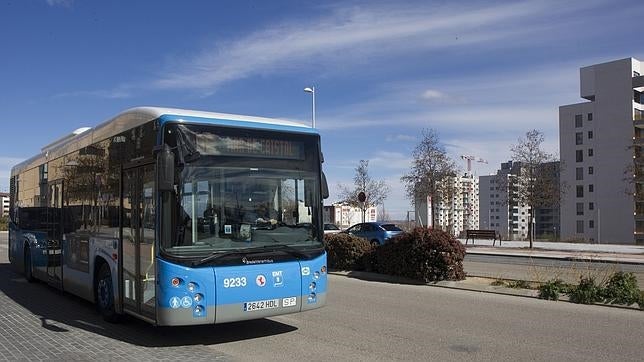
[538,279,570,301]
[603,272,640,306]
[506,280,532,289]
[639,291,644,310]
[569,276,604,304]
[371,228,465,282]
[324,233,373,270]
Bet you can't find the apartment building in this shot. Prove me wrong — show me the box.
[323,202,377,229]
[0,192,8,217]
[479,161,530,240]
[559,58,644,244]
[479,160,560,240]
[415,174,479,237]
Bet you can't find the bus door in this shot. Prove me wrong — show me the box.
[46,181,63,287]
[122,164,156,319]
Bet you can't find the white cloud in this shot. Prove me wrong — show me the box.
[385,134,416,143]
[149,1,601,93]
[46,0,73,8]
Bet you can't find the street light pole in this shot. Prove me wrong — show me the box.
[304,86,316,128]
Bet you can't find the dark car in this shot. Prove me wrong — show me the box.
[345,222,403,246]
[323,223,342,234]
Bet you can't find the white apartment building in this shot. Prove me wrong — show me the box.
[479,162,530,240]
[559,58,644,244]
[323,202,377,229]
[415,174,479,237]
[0,193,9,217]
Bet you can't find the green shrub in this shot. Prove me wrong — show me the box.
[569,276,604,304]
[371,228,465,282]
[324,233,373,270]
[603,272,640,306]
[639,291,644,310]
[506,280,531,289]
[490,279,506,287]
[538,279,568,301]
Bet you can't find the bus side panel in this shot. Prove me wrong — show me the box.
[156,259,215,326]
[299,252,327,312]
[213,261,302,324]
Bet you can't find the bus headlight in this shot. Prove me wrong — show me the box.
[171,277,181,287]
[194,293,203,302]
[187,282,197,292]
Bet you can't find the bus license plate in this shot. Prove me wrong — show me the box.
[244,299,279,312]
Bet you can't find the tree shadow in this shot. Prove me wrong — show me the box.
[341,270,426,285]
[0,263,297,347]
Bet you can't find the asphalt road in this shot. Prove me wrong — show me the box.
[464,254,644,288]
[1,232,643,361]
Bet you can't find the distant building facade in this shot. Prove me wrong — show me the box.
[415,174,479,237]
[323,202,377,229]
[0,193,9,217]
[479,161,560,241]
[559,57,644,244]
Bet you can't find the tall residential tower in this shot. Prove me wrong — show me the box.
[559,58,644,244]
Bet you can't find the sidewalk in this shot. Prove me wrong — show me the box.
[460,238,644,264]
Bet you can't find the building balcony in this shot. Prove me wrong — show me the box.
[633,75,644,89]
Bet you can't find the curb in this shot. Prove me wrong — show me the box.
[465,249,644,265]
[329,270,643,311]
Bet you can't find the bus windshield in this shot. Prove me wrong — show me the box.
[160,124,323,256]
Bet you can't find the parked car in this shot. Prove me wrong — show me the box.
[345,222,403,246]
[323,223,342,234]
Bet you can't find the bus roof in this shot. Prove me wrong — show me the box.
[11,107,316,176]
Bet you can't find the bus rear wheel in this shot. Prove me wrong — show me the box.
[96,263,120,323]
[24,246,35,282]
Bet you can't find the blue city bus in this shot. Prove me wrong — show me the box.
[8,107,328,325]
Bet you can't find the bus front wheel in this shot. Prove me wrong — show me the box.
[96,263,120,323]
[24,246,35,282]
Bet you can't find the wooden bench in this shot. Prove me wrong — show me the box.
[465,229,501,246]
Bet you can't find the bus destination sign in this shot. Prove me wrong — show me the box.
[196,133,305,160]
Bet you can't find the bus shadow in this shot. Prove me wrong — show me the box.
[0,263,297,347]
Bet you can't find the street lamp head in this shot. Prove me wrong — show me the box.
[304,87,315,93]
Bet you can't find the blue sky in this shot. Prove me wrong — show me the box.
[1,0,643,219]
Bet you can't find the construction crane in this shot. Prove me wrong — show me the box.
[460,155,488,176]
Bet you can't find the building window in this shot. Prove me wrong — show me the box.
[577,185,584,197]
[575,114,583,127]
[576,150,583,162]
[576,167,584,180]
[589,202,594,210]
[576,132,583,145]
[576,220,584,233]
[588,148,594,157]
[588,113,593,121]
[589,184,594,192]
[588,131,593,139]
[589,220,594,229]
[576,202,584,215]
[588,166,594,175]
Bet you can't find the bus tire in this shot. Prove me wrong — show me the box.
[96,263,120,323]
[24,246,35,283]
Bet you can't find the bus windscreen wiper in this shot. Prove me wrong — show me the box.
[246,244,310,259]
[192,245,311,267]
[192,249,246,267]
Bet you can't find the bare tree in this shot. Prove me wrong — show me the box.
[509,129,560,248]
[401,129,457,228]
[337,160,390,223]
